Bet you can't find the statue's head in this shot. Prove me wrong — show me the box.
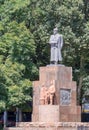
[53,27,58,35]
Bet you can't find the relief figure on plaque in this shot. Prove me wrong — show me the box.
[49,80,56,105]
[40,84,49,105]
[40,80,56,105]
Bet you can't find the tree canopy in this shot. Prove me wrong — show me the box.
[0,0,89,110]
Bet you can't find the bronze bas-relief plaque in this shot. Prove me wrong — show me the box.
[60,89,71,105]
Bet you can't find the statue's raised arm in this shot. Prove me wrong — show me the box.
[49,27,63,64]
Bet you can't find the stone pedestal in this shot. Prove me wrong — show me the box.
[32,65,81,122]
[39,105,59,122]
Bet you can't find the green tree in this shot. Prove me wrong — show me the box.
[0,0,89,111]
[0,0,36,112]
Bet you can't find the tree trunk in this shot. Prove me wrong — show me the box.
[16,107,19,122]
[78,76,83,105]
[77,56,84,105]
[19,109,22,122]
[3,110,7,128]
[16,107,22,122]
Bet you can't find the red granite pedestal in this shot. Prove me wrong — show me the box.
[32,65,81,122]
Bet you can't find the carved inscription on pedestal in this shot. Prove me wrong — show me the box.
[60,89,71,105]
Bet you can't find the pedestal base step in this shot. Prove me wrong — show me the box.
[5,122,89,130]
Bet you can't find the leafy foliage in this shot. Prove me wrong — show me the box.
[0,0,36,110]
[0,0,89,110]
[82,76,89,97]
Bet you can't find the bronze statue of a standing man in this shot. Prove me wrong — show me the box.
[49,27,63,64]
